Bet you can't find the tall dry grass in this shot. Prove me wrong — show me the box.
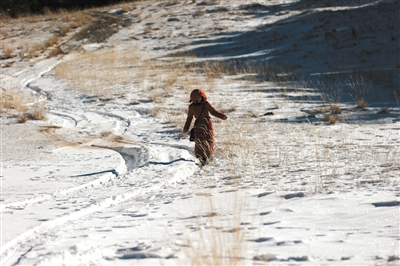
[1,8,91,60]
[55,48,141,96]
[183,181,247,265]
[343,76,370,108]
[213,114,399,195]
[1,89,28,115]
[55,49,218,99]
[0,89,47,122]
[1,44,14,59]
[30,101,47,120]
[1,7,90,28]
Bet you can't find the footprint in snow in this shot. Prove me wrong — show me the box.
[263,221,281,226]
[250,237,274,243]
[371,201,400,207]
[283,192,305,199]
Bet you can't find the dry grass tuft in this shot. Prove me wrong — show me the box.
[48,47,64,58]
[344,76,370,108]
[20,44,36,59]
[17,35,60,59]
[45,35,59,48]
[1,89,47,122]
[149,107,163,117]
[2,44,15,59]
[355,99,367,109]
[59,26,70,37]
[325,114,338,124]
[330,105,342,114]
[30,101,47,120]
[1,89,28,114]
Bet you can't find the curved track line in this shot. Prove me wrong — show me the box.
[0,155,126,212]
[48,112,79,127]
[93,111,132,134]
[0,156,196,265]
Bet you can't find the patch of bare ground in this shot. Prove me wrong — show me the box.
[74,11,132,44]
[37,125,79,147]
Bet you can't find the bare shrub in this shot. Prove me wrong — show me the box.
[1,89,47,122]
[45,35,59,48]
[1,89,28,123]
[17,113,28,123]
[149,107,162,117]
[356,99,367,109]
[150,91,165,103]
[330,105,342,114]
[2,44,14,59]
[59,27,70,37]
[343,76,370,108]
[20,44,34,59]
[325,114,338,124]
[20,42,47,59]
[48,47,64,58]
[0,89,28,114]
[30,101,47,120]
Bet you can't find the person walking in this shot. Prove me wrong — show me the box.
[183,89,227,166]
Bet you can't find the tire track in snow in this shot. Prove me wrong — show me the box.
[47,111,79,128]
[0,170,125,213]
[92,144,149,170]
[0,147,127,212]
[74,111,130,138]
[0,144,197,265]
[3,57,61,92]
[41,110,131,146]
[93,111,131,134]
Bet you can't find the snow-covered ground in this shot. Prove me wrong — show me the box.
[1,0,399,265]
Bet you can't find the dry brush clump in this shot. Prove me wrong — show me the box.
[1,89,28,116]
[0,89,47,122]
[1,44,14,59]
[342,76,370,108]
[30,101,47,120]
[325,114,338,124]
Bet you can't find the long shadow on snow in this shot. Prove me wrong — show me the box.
[71,169,119,178]
[139,158,194,168]
[181,0,398,63]
[169,0,399,113]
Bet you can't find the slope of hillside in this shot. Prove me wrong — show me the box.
[1,0,399,265]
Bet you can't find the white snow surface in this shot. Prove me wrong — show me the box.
[1,0,399,265]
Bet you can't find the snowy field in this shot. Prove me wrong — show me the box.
[1,0,399,265]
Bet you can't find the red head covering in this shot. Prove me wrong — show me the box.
[189,89,208,102]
